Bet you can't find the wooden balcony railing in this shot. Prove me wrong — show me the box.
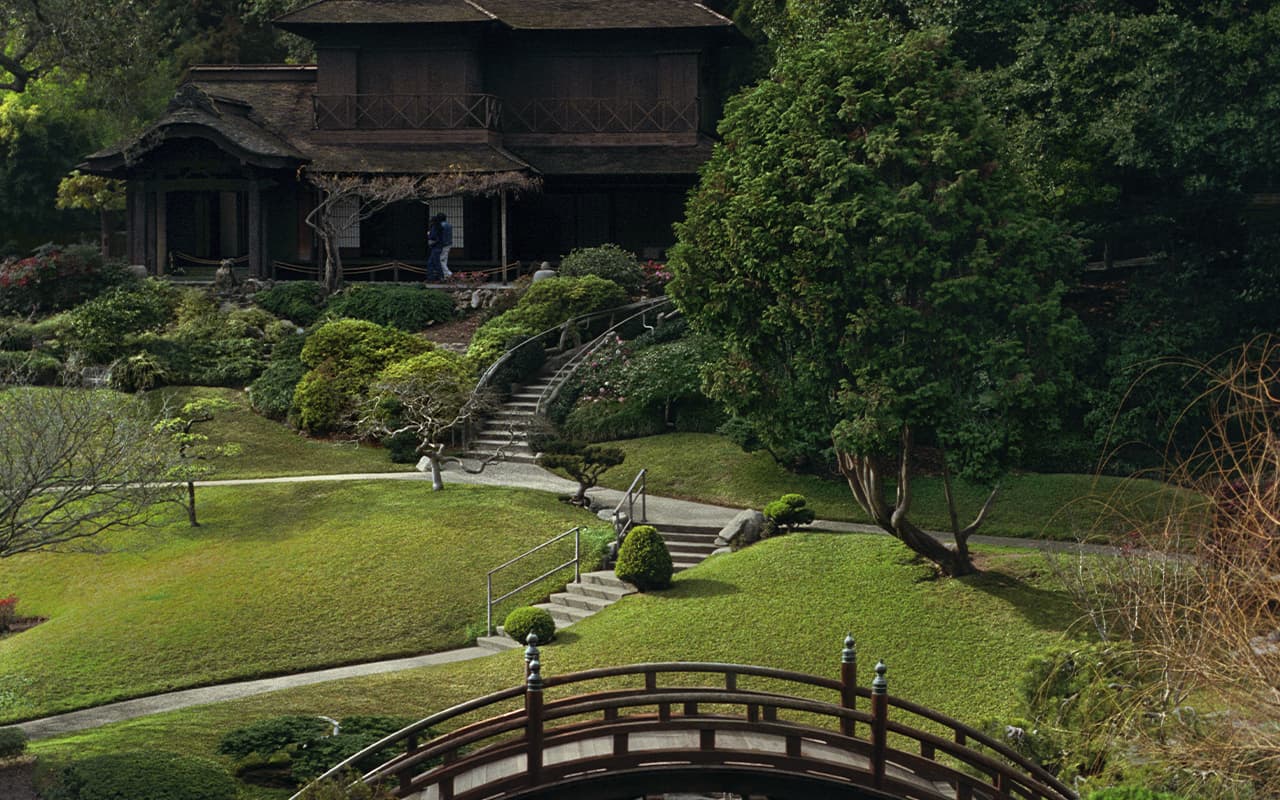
[312,93,698,134]
[504,96,698,134]
[313,93,501,130]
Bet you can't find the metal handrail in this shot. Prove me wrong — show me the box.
[485,526,581,636]
[465,297,670,451]
[611,468,647,556]
[534,296,674,417]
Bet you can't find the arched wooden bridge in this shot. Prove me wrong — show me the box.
[300,638,1076,800]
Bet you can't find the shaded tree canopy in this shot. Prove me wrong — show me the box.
[669,19,1086,575]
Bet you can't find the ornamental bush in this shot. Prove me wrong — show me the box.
[467,276,628,368]
[614,524,673,591]
[0,595,16,628]
[67,279,178,363]
[323,284,454,331]
[254,281,327,326]
[0,351,60,385]
[218,715,333,761]
[564,398,665,442]
[503,606,556,644]
[0,726,27,758]
[293,319,432,433]
[762,493,815,536]
[0,244,134,315]
[55,751,236,800]
[558,244,643,295]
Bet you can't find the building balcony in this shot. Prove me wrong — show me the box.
[312,94,698,134]
[314,93,502,130]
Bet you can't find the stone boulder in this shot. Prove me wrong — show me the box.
[714,509,766,551]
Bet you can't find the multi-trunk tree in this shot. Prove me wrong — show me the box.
[669,19,1086,576]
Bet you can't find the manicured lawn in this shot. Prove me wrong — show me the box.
[147,386,410,478]
[0,482,598,723]
[592,433,1197,541]
[30,534,1081,799]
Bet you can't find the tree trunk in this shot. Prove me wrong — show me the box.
[835,442,978,577]
[186,481,199,527]
[322,235,343,295]
[425,451,445,491]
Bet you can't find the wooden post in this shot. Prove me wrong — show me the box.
[248,183,263,278]
[155,190,167,276]
[525,656,544,783]
[871,660,888,789]
[500,190,509,284]
[840,634,858,738]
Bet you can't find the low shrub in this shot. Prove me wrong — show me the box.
[323,284,454,331]
[249,357,308,420]
[614,524,673,591]
[504,606,556,644]
[382,430,421,463]
[0,351,60,384]
[108,352,166,393]
[1085,789,1184,800]
[54,751,236,800]
[763,493,815,535]
[255,281,327,326]
[291,363,351,434]
[0,595,16,628]
[0,244,135,315]
[0,726,27,759]
[218,715,333,761]
[558,244,643,295]
[466,318,537,370]
[467,276,628,368]
[564,398,666,442]
[673,397,726,432]
[67,279,178,363]
[291,716,416,782]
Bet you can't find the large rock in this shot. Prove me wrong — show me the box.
[715,509,766,550]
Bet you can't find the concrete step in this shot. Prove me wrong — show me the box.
[536,601,594,628]
[580,570,633,589]
[660,532,721,546]
[489,409,538,421]
[462,451,539,464]
[655,523,725,536]
[476,634,521,653]
[548,590,615,613]
[569,580,635,602]
[666,543,719,559]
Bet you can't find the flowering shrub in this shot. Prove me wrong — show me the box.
[0,595,17,628]
[640,260,672,296]
[448,271,489,287]
[0,244,131,315]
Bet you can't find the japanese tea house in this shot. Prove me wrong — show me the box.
[79,0,739,281]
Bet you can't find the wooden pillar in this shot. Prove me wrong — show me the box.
[248,183,263,278]
[154,190,167,276]
[500,190,509,284]
[126,189,142,265]
[840,634,858,738]
[525,655,544,783]
[870,661,888,788]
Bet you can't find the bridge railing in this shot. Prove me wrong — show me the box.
[298,637,1076,800]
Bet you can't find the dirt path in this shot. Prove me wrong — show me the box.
[0,760,39,800]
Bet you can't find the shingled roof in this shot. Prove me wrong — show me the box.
[276,0,732,30]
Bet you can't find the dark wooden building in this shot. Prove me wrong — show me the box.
[81,0,739,279]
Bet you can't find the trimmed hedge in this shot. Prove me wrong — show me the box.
[323,284,454,331]
[614,524,673,591]
[504,606,556,644]
[54,751,236,800]
[254,281,327,326]
[558,244,643,295]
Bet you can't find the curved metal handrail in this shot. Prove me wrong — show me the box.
[534,296,675,417]
[297,657,1076,800]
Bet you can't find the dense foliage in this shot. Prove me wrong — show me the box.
[0,244,132,314]
[467,276,628,367]
[0,725,27,758]
[254,281,327,326]
[51,751,236,800]
[670,18,1085,574]
[322,284,455,332]
[557,244,644,295]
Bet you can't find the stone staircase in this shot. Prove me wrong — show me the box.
[464,370,559,464]
[475,523,724,653]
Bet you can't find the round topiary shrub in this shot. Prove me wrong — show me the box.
[504,606,556,644]
[55,751,237,800]
[614,524,673,591]
[0,726,28,759]
[558,244,644,295]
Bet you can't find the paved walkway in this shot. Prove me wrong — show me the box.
[17,460,1113,741]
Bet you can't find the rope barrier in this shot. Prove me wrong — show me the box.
[171,251,250,268]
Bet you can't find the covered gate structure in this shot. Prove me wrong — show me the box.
[299,638,1076,800]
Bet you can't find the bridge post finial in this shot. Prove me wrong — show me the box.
[525,656,545,780]
[524,633,540,677]
[839,634,858,738]
[526,658,544,692]
[870,660,888,789]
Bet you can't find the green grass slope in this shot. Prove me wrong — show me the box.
[0,482,596,723]
[593,433,1194,540]
[31,534,1082,798]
